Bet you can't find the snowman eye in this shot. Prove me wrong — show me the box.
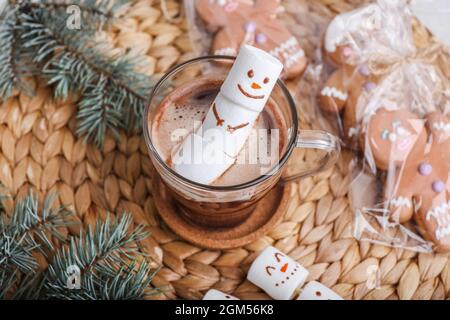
[247,69,254,78]
[263,77,269,84]
[274,252,284,262]
[265,266,275,276]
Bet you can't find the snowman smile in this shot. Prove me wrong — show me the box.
[237,84,265,99]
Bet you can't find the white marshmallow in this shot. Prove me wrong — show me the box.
[171,133,235,185]
[247,246,309,300]
[200,94,258,158]
[220,45,283,112]
[297,281,343,300]
[203,289,239,300]
[172,45,283,184]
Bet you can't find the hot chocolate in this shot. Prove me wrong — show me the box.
[151,75,288,186]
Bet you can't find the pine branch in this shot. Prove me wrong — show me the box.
[0,192,158,299]
[0,192,72,298]
[44,214,156,300]
[76,77,124,145]
[0,4,34,98]
[19,7,151,146]
[0,0,153,146]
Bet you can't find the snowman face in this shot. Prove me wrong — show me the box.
[220,45,283,112]
[247,246,309,300]
[236,68,272,100]
[264,250,303,288]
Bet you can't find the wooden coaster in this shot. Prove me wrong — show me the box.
[152,175,291,250]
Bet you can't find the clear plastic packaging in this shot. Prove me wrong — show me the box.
[185,0,450,253]
[313,0,450,253]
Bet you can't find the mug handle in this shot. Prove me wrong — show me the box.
[281,129,341,183]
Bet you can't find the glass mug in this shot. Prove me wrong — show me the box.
[143,56,340,228]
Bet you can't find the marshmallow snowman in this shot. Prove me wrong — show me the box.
[203,289,239,300]
[247,246,309,300]
[297,281,343,300]
[172,45,283,185]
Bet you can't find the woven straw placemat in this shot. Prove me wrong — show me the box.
[0,0,449,300]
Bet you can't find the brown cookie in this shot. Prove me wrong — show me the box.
[319,7,380,143]
[196,0,307,79]
[319,61,378,142]
[366,108,450,251]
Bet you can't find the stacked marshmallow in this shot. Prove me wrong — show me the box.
[203,289,239,300]
[172,45,283,185]
[203,246,343,300]
[247,246,343,300]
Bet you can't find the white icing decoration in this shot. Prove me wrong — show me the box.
[348,127,359,137]
[433,121,450,132]
[389,197,412,208]
[222,36,303,70]
[269,37,304,68]
[324,4,381,52]
[426,200,450,240]
[320,87,348,101]
[214,47,237,56]
[436,225,450,241]
[284,49,305,68]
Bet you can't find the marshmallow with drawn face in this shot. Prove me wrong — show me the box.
[220,45,283,112]
[203,289,239,300]
[247,246,309,300]
[172,45,283,184]
[201,45,283,158]
[297,281,343,300]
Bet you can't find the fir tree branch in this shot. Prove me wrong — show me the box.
[19,8,151,146]
[44,213,156,300]
[0,192,158,299]
[0,192,73,298]
[0,193,71,273]
[1,0,152,146]
[0,4,34,98]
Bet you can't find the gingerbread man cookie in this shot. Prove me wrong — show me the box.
[318,4,383,141]
[366,108,450,251]
[196,0,307,79]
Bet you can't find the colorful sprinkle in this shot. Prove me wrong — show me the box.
[255,33,267,44]
[363,82,376,91]
[358,65,370,76]
[418,163,432,176]
[432,180,445,193]
[244,21,256,33]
